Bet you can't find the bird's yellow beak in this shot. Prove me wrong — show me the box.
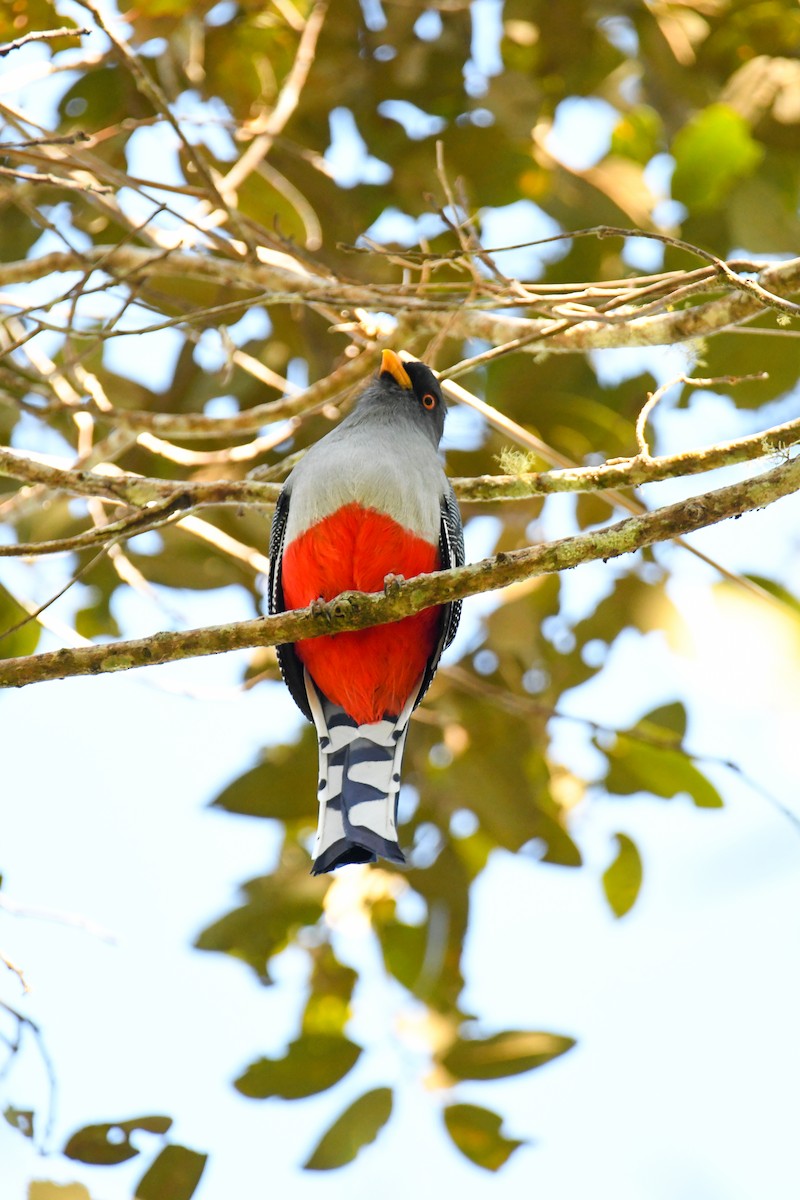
[380,349,413,390]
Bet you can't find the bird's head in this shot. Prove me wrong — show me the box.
[375,349,447,446]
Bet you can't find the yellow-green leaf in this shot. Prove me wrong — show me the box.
[671,103,763,213]
[440,1030,576,1081]
[444,1103,524,1172]
[602,735,723,809]
[602,833,643,918]
[304,1088,393,1171]
[0,584,40,660]
[135,1144,207,1200]
[234,1034,361,1100]
[64,1116,172,1165]
[29,1185,93,1200]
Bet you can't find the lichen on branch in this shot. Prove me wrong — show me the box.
[1,451,797,690]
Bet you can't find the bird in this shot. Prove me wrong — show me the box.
[268,350,464,875]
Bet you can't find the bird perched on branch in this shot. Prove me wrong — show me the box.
[269,350,464,874]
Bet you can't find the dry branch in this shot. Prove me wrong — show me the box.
[2,247,799,358]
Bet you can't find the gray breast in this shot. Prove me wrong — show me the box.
[284,419,445,544]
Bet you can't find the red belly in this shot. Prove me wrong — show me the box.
[281,503,441,724]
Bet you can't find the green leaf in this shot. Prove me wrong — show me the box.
[235,1034,361,1100]
[440,1030,576,1081]
[443,1103,524,1172]
[63,1116,172,1165]
[375,913,428,996]
[602,735,723,809]
[727,175,800,255]
[4,1106,34,1138]
[696,327,800,408]
[636,702,687,739]
[133,0,199,16]
[602,833,643,918]
[610,105,664,165]
[411,664,582,866]
[597,702,723,809]
[303,1088,393,1171]
[57,66,152,130]
[0,583,40,660]
[671,103,763,213]
[195,860,327,984]
[302,944,357,1036]
[134,1144,207,1200]
[211,729,319,821]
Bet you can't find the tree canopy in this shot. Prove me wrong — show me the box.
[1,1,799,1197]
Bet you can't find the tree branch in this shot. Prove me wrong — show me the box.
[452,413,800,501]
[2,326,382,439]
[451,254,800,352]
[0,26,89,56]
[2,452,797,689]
[2,246,798,356]
[2,414,798,517]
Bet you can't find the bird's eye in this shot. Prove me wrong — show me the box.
[421,393,437,410]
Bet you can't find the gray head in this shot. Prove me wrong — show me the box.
[354,350,447,448]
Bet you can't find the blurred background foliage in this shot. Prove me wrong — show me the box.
[1,0,799,1196]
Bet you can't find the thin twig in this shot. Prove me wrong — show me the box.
[0,895,117,943]
[0,952,29,993]
[0,164,112,192]
[216,1,329,200]
[633,372,768,458]
[0,494,191,557]
[0,999,59,1148]
[0,26,89,56]
[0,545,112,644]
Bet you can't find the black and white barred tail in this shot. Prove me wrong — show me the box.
[304,669,420,874]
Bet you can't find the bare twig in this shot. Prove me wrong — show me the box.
[0,494,191,557]
[633,372,768,459]
[0,951,29,993]
[216,1,329,201]
[0,26,88,56]
[0,164,112,192]
[0,895,116,943]
[0,999,59,1148]
[0,545,112,644]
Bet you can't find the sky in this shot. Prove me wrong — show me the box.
[3,7,800,1200]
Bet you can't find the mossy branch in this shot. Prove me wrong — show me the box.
[1,452,797,690]
[1,413,798,527]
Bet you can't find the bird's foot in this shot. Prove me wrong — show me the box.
[383,572,405,596]
[310,596,332,623]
